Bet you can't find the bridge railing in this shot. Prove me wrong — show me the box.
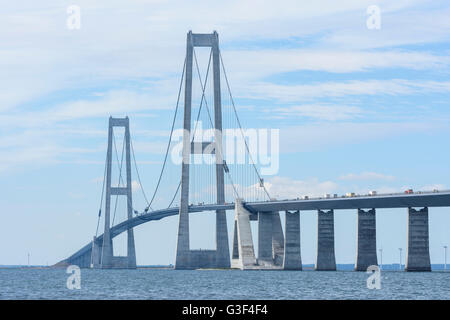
[133,189,450,215]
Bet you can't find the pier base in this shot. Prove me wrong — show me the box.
[315,209,336,271]
[355,209,378,271]
[283,211,302,270]
[406,207,431,272]
[272,212,285,266]
[258,212,274,266]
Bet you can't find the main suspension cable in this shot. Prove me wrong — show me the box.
[94,149,108,237]
[130,137,152,211]
[145,57,187,211]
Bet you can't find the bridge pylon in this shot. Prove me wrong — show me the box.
[95,117,137,269]
[175,31,230,269]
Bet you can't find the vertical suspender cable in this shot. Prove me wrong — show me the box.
[219,52,271,200]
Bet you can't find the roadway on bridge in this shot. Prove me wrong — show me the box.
[63,191,450,264]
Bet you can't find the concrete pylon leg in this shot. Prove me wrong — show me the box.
[258,212,273,266]
[127,228,137,268]
[175,193,191,269]
[355,209,377,271]
[232,220,239,260]
[91,237,102,268]
[216,210,230,268]
[125,122,137,269]
[101,119,114,268]
[315,209,336,271]
[101,234,113,268]
[231,199,256,269]
[272,212,285,266]
[283,211,302,270]
[406,207,431,272]
[175,31,193,270]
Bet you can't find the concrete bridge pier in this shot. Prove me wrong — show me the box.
[257,211,284,267]
[406,207,431,272]
[101,234,114,268]
[272,212,284,266]
[90,236,102,268]
[258,212,274,266]
[231,199,257,269]
[283,211,302,270]
[315,209,336,271]
[355,208,378,271]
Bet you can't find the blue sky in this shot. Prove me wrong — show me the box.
[1,0,450,266]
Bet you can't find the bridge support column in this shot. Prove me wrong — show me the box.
[258,212,273,266]
[355,209,377,271]
[231,199,257,269]
[283,211,302,270]
[315,209,336,271]
[216,209,230,268]
[91,236,102,268]
[406,207,431,272]
[272,212,284,266]
[232,220,239,260]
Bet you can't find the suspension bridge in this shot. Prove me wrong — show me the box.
[58,31,450,272]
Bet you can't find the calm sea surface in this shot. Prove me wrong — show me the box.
[0,268,449,300]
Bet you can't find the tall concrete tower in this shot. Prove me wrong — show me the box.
[100,117,137,269]
[175,31,230,269]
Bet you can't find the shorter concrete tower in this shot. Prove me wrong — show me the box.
[98,117,137,269]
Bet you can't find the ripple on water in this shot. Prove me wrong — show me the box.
[0,269,449,300]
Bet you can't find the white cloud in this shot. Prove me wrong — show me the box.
[237,79,450,102]
[0,89,177,128]
[1,0,450,177]
[279,121,446,153]
[0,0,449,113]
[0,143,98,173]
[224,50,447,79]
[265,176,339,199]
[340,172,395,181]
[271,105,363,121]
[132,180,141,193]
[420,184,446,191]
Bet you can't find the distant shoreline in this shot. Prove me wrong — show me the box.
[0,264,448,271]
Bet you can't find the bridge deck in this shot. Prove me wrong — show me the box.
[245,191,450,212]
[61,191,450,264]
